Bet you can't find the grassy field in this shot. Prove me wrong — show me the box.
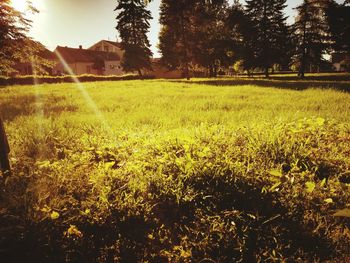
[1,77,350,262]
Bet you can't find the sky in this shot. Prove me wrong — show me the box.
[14,0,329,57]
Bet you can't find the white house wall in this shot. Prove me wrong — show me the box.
[104,60,124,76]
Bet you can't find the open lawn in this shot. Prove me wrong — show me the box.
[1,78,350,262]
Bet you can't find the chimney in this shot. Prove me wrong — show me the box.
[79,45,82,49]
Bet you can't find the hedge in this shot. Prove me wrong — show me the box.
[0,74,155,86]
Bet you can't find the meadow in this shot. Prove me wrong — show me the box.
[1,77,350,262]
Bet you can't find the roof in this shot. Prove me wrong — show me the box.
[54,46,120,63]
[102,40,122,48]
[39,48,56,60]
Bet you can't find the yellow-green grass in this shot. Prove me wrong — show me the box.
[1,79,350,262]
[2,79,350,131]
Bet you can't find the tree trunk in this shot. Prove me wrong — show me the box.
[180,11,190,81]
[137,69,143,79]
[264,67,269,78]
[0,117,10,176]
[299,17,307,79]
[183,66,190,80]
[213,65,218,78]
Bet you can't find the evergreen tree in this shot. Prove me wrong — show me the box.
[192,0,230,77]
[115,0,153,77]
[293,0,330,78]
[325,0,350,53]
[159,0,196,79]
[245,0,290,77]
[226,2,257,76]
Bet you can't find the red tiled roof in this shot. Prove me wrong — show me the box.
[54,46,120,63]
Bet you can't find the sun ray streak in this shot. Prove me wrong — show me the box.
[31,57,44,135]
[54,50,112,132]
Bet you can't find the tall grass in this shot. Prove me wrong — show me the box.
[0,79,350,262]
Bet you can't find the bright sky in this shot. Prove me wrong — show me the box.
[12,0,340,57]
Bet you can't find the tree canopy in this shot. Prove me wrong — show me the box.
[115,0,153,77]
[0,0,52,75]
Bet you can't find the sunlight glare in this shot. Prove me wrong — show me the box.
[54,50,112,132]
[31,58,44,118]
[11,0,29,12]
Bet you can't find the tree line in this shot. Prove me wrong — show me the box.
[115,0,350,78]
[1,0,349,78]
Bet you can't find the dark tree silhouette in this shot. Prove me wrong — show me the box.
[192,0,231,77]
[0,116,10,175]
[245,0,290,77]
[226,2,257,76]
[293,0,330,78]
[326,0,350,53]
[159,0,196,80]
[115,0,153,77]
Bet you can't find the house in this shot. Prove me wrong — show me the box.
[332,52,350,72]
[89,41,186,78]
[52,45,123,76]
[88,40,124,60]
[13,39,188,78]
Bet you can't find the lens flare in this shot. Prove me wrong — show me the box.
[54,50,111,131]
[30,57,44,135]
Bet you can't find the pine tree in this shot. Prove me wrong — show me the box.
[192,0,231,77]
[159,0,196,79]
[115,0,153,77]
[226,2,256,76]
[325,0,350,53]
[245,0,290,77]
[293,0,330,78]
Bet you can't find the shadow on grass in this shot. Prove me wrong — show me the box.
[0,170,340,262]
[0,94,78,122]
[0,95,37,122]
[176,77,350,92]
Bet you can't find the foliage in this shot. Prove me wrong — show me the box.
[325,0,350,53]
[292,0,331,78]
[0,0,53,75]
[191,0,232,78]
[1,79,350,261]
[245,0,290,77]
[115,0,153,76]
[0,74,155,86]
[159,0,197,80]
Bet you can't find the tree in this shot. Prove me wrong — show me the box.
[226,2,257,76]
[325,0,350,53]
[191,0,231,77]
[0,116,10,175]
[245,0,290,77]
[159,0,196,80]
[293,0,330,78]
[115,0,153,77]
[0,0,53,75]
